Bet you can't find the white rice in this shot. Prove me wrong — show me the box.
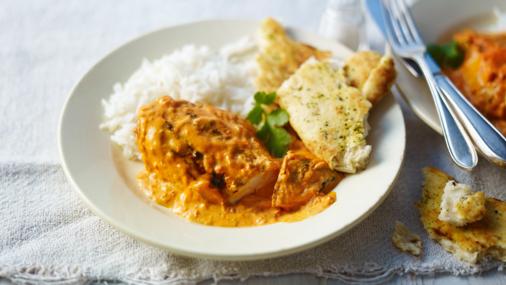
[100,37,258,160]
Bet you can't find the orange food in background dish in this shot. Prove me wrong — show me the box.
[444,30,506,135]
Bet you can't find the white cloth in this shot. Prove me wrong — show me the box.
[0,0,505,284]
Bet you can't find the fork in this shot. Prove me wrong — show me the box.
[379,0,478,169]
[382,0,506,168]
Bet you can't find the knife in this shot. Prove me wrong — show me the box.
[364,0,423,77]
[425,54,506,167]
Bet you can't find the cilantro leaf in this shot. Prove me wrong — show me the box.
[267,109,289,127]
[266,127,292,157]
[254,91,276,105]
[246,91,292,157]
[247,104,263,125]
[256,122,271,141]
[427,41,464,69]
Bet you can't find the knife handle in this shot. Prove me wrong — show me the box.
[414,54,478,170]
[436,75,506,167]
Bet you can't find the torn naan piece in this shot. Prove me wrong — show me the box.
[256,18,331,92]
[277,59,372,173]
[343,51,396,105]
[419,167,506,264]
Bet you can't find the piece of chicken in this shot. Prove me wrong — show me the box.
[273,141,344,210]
[342,51,396,105]
[136,96,280,204]
[277,59,372,173]
[256,18,330,92]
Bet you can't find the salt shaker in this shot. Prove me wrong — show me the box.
[318,0,367,50]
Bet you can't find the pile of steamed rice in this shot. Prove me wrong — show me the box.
[100,37,258,160]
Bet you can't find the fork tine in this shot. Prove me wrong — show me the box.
[390,0,415,44]
[396,0,424,44]
[382,0,407,46]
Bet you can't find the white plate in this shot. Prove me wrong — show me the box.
[58,20,405,260]
[397,0,506,134]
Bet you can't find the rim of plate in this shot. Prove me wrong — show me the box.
[58,19,406,260]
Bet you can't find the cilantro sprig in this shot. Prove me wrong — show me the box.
[427,41,465,69]
[246,92,292,157]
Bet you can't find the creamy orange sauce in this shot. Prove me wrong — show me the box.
[135,96,339,227]
[138,170,336,227]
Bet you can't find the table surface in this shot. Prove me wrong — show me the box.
[1,0,504,284]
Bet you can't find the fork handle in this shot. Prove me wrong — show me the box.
[435,75,506,167]
[413,55,478,170]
